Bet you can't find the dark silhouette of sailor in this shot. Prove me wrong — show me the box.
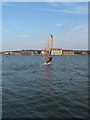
[46,57,52,63]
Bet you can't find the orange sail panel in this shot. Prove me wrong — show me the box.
[42,34,53,63]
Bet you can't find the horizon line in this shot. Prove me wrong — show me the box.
[0,48,89,52]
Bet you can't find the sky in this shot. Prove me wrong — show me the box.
[2,2,88,51]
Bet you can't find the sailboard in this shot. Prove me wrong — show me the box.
[42,34,53,64]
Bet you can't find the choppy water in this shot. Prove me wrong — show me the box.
[2,56,88,118]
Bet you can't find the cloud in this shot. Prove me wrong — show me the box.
[71,5,88,13]
[20,34,29,38]
[47,2,58,7]
[38,8,87,14]
[56,23,62,27]
[37,3,88,14]
[2,2,20,7]
[68,25,88,34]
[2,2,88,14]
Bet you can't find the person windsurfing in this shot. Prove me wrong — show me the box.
[46,57,52,63]
[42,34,53,64]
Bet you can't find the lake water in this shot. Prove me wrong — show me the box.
[2,56,88,118]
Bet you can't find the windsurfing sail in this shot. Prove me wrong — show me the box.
[42,34,53,63]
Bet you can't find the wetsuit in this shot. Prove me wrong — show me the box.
[46,57,52,63]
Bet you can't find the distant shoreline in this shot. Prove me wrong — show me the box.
[0,49,89,56]
[1,54,89,56]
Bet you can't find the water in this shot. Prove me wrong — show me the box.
[2,56,88,118]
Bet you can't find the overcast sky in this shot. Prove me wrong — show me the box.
[2,2,88,51]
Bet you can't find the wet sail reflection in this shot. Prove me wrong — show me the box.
[41,65,54,80]
[39,65,56,94]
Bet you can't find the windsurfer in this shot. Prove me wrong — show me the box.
[46,57,52,63]
[42,34,53,64]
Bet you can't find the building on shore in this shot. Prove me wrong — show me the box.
[51,48,62,56]
[74,50,88,56]
[18,50,41,56]
[11,51,21,55]
[20,50,33,55]
[1,51,21,55]
[4,51,10,55]
[1,49,89,56]
[62,50,74,56]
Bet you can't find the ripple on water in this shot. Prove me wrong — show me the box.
[2,56,88,118]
